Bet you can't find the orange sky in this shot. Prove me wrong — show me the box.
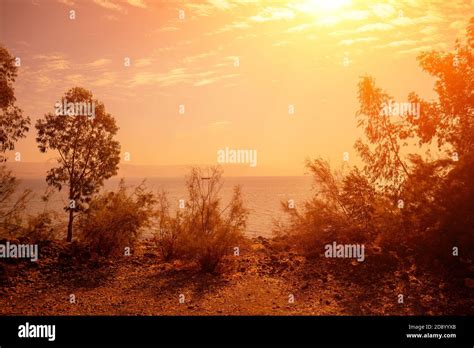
[0,0,471,175]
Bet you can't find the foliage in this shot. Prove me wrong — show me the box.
[280,19,474,274]
[153,189,185,261]
[78,180,155,256]
[0,46,30,162]
[154,167,248,272]
[0,166,31,237]
[35,87,121,241]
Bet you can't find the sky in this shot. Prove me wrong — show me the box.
[0,0,472,175]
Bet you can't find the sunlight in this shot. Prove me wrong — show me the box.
[294,0,352,13]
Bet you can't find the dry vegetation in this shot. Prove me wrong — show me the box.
[0,19,473,316]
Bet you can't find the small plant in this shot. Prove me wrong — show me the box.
[153,190,184,261]
[78,180,155,256]
[180,167,248,273]
[22,211,62,242]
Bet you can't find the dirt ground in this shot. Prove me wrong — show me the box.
[0,237,471,315]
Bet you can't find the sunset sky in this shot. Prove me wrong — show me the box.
[0,0,471,175]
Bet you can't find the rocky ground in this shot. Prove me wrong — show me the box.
[0,237,472,315]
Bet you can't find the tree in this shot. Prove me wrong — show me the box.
[355,76,413,193]
[0,46,31,236]
[0,46,30,161]
[356,17,474,192]
[282,18,474,269]
[408,17,474,157]
[0,166,30,237]
[36,87,121,242]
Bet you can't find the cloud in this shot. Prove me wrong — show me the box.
[183,51,218,63]
[356,23,394,33]
[33,53,70,71]
[156,26,179,32]
[342,10,370,21]
[88,58,111,67]
[250,7,294,22]
[135,58,153,67]
[287,23,314,33]
[207,0,233,10]
[397,42,448,55]
[129,68,192,87]
[370,3,396,18]
[91,72,117,86]
[391,14,444,27]
[194,73,239,87]
[420,26,437,35]
[340,37,379,46]
[127,0,147,8]
[208,21,251,35]
[57,0,75,5]
[382,40,418,48]
[93,0,123,12]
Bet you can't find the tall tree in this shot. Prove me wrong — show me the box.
[36,87,121,241]
[408,17,474,157]
[355,76,413,193]
[0,46,30,161]
[0,46,31,236]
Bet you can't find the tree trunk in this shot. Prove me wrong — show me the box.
[67,209,74,242]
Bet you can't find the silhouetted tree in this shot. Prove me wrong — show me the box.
[0,46,30,161]
[36,87,121,242]
[0,46,31,236]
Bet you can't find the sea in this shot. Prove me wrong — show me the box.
[16,176,314,238]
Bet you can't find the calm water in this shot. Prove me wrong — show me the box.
[17,176,314,237]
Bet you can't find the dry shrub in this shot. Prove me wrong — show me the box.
[22,211,62,242]
[154,167,248,272]
[278,159,377,259]
[0,165,31,238]
[78,180,155,256]
[153,190,185,261]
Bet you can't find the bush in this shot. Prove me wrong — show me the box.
[277,159,378,258]
[22,211,62,242]
[78,180,155,256]
[163,167,248,272]
[153,190,185,261]
[0,165,31,238]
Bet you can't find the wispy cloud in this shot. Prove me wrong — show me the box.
[356,23,394,33]
[250,7,294,22]
[88,58,111,67]
[127,0,147,9]
[93,0,123,11]
[340,37,379,46]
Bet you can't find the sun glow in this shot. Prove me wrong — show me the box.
[295,0,352,13]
